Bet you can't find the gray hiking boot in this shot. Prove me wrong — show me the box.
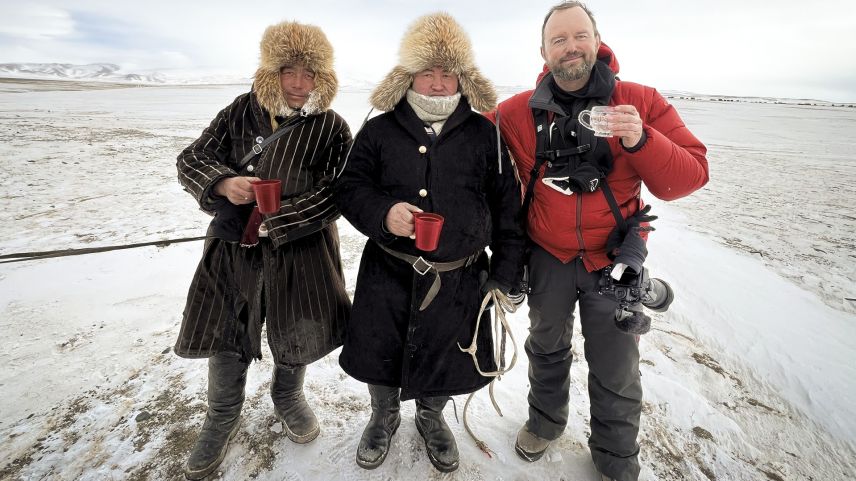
[271,364,319,444]
[514,424,551,462]
[356,384,401,469]
[184,352,248,480]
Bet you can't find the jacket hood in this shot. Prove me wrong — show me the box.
[370,12,497,112]
[254,21,338,116]
[536,42,620,85]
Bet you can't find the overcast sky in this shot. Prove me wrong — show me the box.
[1,0,855,102]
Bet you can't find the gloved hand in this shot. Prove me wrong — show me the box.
[479,272,511,297]
[605,204,657,275]
[505,286,526,309]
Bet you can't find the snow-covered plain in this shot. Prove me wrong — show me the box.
[0,79,854,481]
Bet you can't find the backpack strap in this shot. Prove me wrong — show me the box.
[519,109,554,229]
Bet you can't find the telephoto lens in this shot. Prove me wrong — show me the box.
[641,277,674,312]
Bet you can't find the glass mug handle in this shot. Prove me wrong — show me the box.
[578,109,594,131]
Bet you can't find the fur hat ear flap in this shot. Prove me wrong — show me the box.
[369,66,413,112]
[458,68,497,112]
[254,68,288,116]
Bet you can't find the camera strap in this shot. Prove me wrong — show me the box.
[600,180,628,232]
[237,114,309,170]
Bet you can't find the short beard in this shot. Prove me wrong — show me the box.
[551,59,593,82]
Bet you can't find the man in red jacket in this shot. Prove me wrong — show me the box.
[487,2,708,480]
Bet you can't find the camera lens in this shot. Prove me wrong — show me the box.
[641,278,674,312]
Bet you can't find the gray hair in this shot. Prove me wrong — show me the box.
[541,1,600,46]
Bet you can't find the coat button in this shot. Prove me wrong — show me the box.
[255,136,264,144]
[418,189,428,198]
[418,145,427,154]
[247,165,255,172]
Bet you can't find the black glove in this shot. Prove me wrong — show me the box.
[505,286,526,309]
[480,276,511,297]
[479,270,522,309]
[605,205,658,275]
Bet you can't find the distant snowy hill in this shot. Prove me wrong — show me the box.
[0,62,166,83]
[0,62,252,85]
[1,63,853,106]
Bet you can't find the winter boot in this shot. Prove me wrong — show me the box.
[184,352,248,480]
[271,364,319,444]
[356,384,401,469]
[514,424,551,462]
[415,396,459,473]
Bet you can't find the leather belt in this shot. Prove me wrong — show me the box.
[377,243,480,311]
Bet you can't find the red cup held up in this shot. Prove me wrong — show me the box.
[251,179,282,214]
[413,212,444,252]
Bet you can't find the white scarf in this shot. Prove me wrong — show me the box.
[405,89,461,135]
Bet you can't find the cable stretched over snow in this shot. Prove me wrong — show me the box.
[0,236,207,264]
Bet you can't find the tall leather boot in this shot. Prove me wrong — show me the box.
[415,396,459,473]
[270,364,319,444]
[184,352,248,480]
[356,384,401,469]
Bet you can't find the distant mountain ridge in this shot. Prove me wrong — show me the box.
[0,62,253,85]
[1,63,852,106]
[0,63,167,83]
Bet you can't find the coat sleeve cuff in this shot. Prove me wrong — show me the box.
[620,129,648,153]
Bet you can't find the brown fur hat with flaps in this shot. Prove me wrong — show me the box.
[254,21,337,116]
[370,12,497,112]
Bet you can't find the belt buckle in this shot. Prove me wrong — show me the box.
[412,256,433,276]
[252,144,263,154]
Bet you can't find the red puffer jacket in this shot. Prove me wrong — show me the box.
[486,44,709,271]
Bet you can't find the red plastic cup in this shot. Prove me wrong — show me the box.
[251,179,282,214]
[413,212,444,251]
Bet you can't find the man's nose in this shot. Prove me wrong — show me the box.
[290,75,310,91]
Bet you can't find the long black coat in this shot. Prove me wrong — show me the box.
[174,91,352,365]
[334,97,524,400]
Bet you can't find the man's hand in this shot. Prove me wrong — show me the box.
[214,176,261,205]
[385,202,423,238]
[608,105,644,149]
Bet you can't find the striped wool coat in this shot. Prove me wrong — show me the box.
[174,90,352,365]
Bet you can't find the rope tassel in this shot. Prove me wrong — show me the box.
[458,288,521,456]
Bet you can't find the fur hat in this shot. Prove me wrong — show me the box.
[254,21,337,116]
[370,12,497,112]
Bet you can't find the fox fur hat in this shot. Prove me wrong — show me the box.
[254,21,338,116]
[370,12,497,112]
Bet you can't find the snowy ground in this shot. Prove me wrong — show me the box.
[0,79,854,481]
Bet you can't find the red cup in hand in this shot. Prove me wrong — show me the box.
[251,180,282,214]
[413,213,444,251]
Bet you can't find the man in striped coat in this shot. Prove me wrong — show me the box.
[174,21,352,480]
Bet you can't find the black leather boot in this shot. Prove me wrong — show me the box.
[415,396,459,473]
[271,364,319,444]
[184,352,248,480]
[356,384,401,469]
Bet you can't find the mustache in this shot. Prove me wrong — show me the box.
[560,52,585,62]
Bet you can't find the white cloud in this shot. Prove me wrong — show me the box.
[0,4,75,39]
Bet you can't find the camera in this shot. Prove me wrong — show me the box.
[598,265,674,335]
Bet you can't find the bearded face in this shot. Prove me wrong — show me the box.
[541,6,600,89]
[547,50,595,82]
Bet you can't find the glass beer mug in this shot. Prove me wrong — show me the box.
[578,105,617,137]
